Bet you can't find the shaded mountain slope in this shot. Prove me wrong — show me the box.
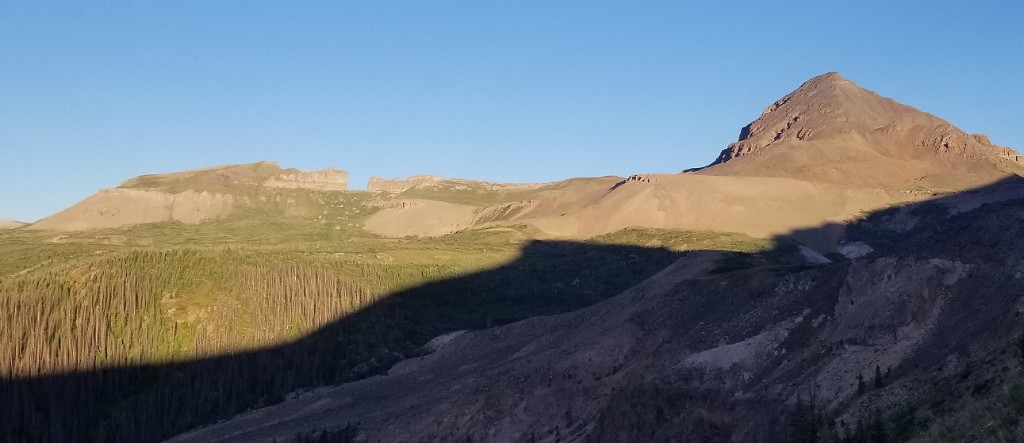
[174,178,1024,443]
[2,235,731,442]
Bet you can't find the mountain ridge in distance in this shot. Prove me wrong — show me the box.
[24,72,1024,243]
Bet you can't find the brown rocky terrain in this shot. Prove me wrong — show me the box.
[696,72,1024,188]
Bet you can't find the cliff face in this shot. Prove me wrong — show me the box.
[263,168,348,191]
[367,175,544,193]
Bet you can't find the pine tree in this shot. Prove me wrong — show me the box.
[868,409,889,443]
[873,365,883,389]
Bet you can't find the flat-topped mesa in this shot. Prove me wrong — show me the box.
[698,72,1024,187]
[118,162,350,193]
[263,167,348,191]
[31,161,350,231]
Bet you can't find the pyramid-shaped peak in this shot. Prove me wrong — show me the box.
[805,71,848,84]
[792,72,863,95]
[757,72,882,117]
[696,72,1024,186]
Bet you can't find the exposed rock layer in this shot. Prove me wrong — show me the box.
[367,175,444,192]
[263,168,348,191]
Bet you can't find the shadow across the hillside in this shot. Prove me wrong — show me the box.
[0,239,686,442]
[6,175,1024,443]
[780,174,1024,258]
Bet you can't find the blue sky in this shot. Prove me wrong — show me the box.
[2,2,1022,222]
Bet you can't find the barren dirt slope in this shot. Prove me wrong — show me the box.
[0,220,26,229]
[524,173,926,241]
[28,188,236,231]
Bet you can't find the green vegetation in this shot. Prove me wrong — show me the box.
[0,199,775,442]
[590,227,774,253]
[783,335,1024,443]
[907,380,1024,442]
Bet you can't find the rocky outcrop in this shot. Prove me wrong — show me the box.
[367,175,444,192]
[367,175,544,193]
[263,168,348,191]
[832,257,970,346]
[624,174,654,184]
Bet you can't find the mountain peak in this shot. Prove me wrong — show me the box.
[697,73,1024,188]
[796,71,850,91]
[806,70,847,83]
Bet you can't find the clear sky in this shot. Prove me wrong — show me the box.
[2,2,1022,222]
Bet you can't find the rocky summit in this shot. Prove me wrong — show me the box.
[699,72,1023,188]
